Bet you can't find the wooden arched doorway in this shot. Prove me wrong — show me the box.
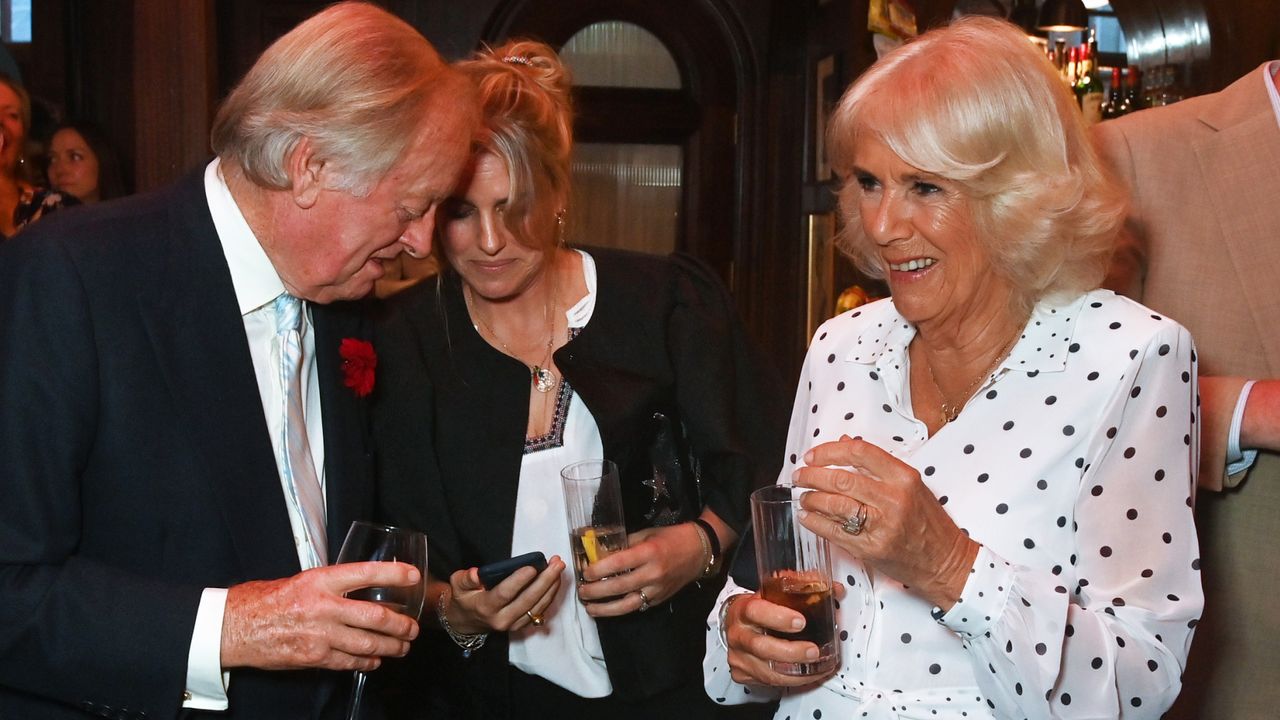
[481,0,756,296]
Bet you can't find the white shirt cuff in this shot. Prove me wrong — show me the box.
[1226,380,1258,476]
[935,545,1013,638]
[184,587,231,710]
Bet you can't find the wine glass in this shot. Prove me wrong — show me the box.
[335,521,428,720]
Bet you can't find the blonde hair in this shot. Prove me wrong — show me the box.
[828,16,1125,312]
[210,1,456,195]
[0,74,31,133]
[453,39,575,245]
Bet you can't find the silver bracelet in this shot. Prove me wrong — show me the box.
[717,592,752,647]
[436,588,488,658]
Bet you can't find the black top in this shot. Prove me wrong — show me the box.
[373,248,789,713]
[0,185,77,239]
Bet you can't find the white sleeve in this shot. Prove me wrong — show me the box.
[1225,380,1258,475]
[703,577,775,706]
[937,322,1201,719]
[183,587,231,710]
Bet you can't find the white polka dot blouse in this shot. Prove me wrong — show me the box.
[704,289,1202,720]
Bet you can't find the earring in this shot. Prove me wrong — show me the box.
[555,209,566,246]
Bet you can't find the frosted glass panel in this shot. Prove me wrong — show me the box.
[570,143,681,256]
[561,22,681,89]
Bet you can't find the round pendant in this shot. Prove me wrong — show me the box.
[532,365,556,393]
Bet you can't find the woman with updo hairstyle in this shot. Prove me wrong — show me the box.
[375,39,788,717]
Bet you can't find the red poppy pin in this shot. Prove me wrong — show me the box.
[339,338,377,397]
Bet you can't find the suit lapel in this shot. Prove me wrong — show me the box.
[313,302,374,560]
[1193,71,1280,375]
[137,172,300,581]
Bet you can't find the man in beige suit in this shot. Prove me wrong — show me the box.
[1094,61,1280,719]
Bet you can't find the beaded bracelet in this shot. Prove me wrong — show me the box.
[436,588,488,658]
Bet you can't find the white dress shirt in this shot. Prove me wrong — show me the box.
[705,290,1202,719]
[183,158,327,709]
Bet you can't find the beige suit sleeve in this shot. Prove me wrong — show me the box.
[1090,121,1147,299]
[1091,120,1251,492]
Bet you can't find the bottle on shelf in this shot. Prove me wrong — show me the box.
[1124,65,1143,113]
[1076,33,1104,125]
[1101,66,1124,120]
[1066,46,1079,91]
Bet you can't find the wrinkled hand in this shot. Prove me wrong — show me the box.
[795,436,978,610]
[221,561,422,672]
[723,593,836,688]
[577,522,704,617]
[442,556,566,635]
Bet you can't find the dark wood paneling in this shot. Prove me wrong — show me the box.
[132,0,215,191]
[574,87,700,143]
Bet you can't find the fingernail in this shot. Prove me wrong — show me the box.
[792,617,805,631]
[803,449,814,463]
[796,509,808,522]
[805,647,819,659]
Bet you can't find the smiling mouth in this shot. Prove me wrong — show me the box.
[888,258,936,272]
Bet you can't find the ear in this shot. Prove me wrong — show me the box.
[285,136,325,209]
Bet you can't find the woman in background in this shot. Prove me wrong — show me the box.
[47,120,125,204]
[0,75,73,238]
[376,39,788,718]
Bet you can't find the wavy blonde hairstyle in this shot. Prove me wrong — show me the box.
[452,39,575,247]
[210,1,458,196]
[828,16,1125,313]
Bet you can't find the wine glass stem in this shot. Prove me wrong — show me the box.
[345,670,368,720]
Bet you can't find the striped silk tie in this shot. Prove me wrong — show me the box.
[274,293,328,569]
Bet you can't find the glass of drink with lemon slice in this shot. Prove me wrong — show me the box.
[560,460,629,587]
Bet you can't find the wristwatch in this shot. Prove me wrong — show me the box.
[691,517,721,580]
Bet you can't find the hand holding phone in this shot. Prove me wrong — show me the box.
[478,551,549,590]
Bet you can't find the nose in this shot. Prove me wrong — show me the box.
[399,212,434,259]
[865,190,910,247]
[478,212,505,256]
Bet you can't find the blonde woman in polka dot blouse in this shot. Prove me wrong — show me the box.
[704,17,1201,720]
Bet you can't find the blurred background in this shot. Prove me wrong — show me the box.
[4,0,1273,382]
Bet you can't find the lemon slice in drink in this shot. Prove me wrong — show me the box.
[582,528,600,565]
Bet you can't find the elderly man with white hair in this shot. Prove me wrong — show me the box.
[0,3,476,718]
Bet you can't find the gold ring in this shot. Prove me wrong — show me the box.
[841,501,869,536]
[637,588,651,612]
[525,610,544,626]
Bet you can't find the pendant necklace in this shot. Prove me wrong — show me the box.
[925,330,1019,425]
[467,284,558,393]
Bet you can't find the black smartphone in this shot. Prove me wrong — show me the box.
[478,551,548,590]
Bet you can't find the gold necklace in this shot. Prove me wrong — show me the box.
[466,284,558,393]
[924,331,1019,424]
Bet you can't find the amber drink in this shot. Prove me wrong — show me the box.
[751,484,840,676]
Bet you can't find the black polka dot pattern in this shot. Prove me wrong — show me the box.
[703,292,1201,719]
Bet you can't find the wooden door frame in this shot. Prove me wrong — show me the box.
[480,0,759,303]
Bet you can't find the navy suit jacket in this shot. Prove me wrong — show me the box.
[0,169,375,719]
